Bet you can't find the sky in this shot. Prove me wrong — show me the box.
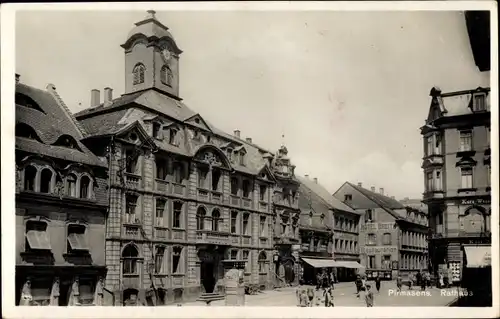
[15,10,490,200]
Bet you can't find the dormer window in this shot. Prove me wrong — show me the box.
[169,128,178,146]
[152,122,162,139]
[15,93,46,113]
[473,93,486,112]
[16,123,40,140]
[239,152,245,166]
[365,209,373,222]
[226,148,234,162]
[344,194,352,202]
[133,63,145,85]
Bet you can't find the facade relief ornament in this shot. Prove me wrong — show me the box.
[53,181,65,199]
[202,151,222,167]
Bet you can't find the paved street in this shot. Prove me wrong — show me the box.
[179,281,458,307]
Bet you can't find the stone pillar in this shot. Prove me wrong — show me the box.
[292,244,300,286]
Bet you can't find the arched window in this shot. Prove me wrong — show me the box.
[160,65,173,87]
[40,168,53,193]
[80,175,91,199]
[16,123,40,140]
[15,93,45,113]
[212,209,221,232]
[196,207,206,230]
[53,135,80,150]
[122,244,139,275]
[258,251,267,273]
[66,174,77,197]
[24,165,37,191]
[132,63,145,85]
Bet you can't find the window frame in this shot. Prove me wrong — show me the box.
[173,202,183,229]
[25,220,51,252]
[66,223,89,254]
[172,246,183,274]
[24,165,37,192]
[155,198,166,228]
[154,245,167,275]
[132,63,145,85]
[460,166,474,189]
[459,130,473,152]
[122,245,140,275]
[231,211,238,234]
[366,233,377,246]
[382,232,392,245]
[125,195,139,224]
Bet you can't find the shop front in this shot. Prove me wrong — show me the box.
[458,244,492,306]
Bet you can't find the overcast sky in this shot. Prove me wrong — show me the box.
[16,10,490,199]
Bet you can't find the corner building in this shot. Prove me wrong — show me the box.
[74,11,300,305]
[15,77,109,306]
[421,86,491,282]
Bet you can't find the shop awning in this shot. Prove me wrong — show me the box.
[301,258,338,268]
[335,261,365,269]
[463,246,491,268]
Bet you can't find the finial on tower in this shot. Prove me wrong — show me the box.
[146,10,157,19]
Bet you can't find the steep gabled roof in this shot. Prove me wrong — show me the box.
[15,83,106,167]
[297,176,357,214]
[344,182,404,220]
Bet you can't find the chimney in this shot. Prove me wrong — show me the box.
[379,188,384,195]
[304,174,309,179]
[371,186,375,192]
[313,177,318,184]
[15,73,20,84]
[104,87,113,104]
[91,89,100,107]
[357,182,362,187]
[234,130,240,138]
[246,137,252,143]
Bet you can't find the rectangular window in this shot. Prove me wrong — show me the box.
[344,194,352,202]
[152,122,162,139]
[230,177,238,196]
[172,247,182,274]
[383,255,391,269]
[365,209,373,222]
[435,170,442,191]
[461,167,473,188]
[242,250,249,272]
[231,211,238,234]
[368,255,376,269]
[426,171,433,191]
[156,158,167,180]
[212,168,221,191]
[155,199,166,227]
[125,195,138,224]
[367,233,376,246]
[125,150,138,174]
[426,136,433,156]
[230,250,238,260]
[260,216,266,236]
[172,162,184,184]
[259,184,267,201]
[67,224,88,253]
[459,130,473,152]
[242,214,249,235]
[382,233,391,245]
[154,246,166,274]
[435,134,442,155]
[198,167,209,189]
[242,180,251,198]
[474,94,486,111]
[173,202,182,228]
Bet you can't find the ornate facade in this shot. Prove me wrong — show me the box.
[15,78,109,306]
[421,86,491,282]
[73,11,300,305]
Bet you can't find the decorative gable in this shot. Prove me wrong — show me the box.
[257,165,277,183]
[183,114,212,132]
[115,121,156,150]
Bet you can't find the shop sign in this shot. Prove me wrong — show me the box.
[364,246,398,254]
[458,198,490,206]
[360,223,396,231]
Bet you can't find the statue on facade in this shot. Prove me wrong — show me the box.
[49,277,60,306]
[19,278,33,306]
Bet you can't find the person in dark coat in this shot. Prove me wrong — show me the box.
[375,275,381,293]
[355,275,363,297]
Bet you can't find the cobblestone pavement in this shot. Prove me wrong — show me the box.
[179,281,459,307]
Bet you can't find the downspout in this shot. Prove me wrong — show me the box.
[106,136,115,304]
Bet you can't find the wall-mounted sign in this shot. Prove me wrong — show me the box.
[364,246,398,255]
[360,223,396,231]
[459,198,491,206]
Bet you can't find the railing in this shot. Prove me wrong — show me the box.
[230,195,240,206]
[154,227,168,239]
[242,198,252,208]
[124,173,141,189]
[171,183,185,196]
[155,179,168,192]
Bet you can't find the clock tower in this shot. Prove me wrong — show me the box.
[121,10,183,99]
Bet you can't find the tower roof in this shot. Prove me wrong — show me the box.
[122,10,182,53]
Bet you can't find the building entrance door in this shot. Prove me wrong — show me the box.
[201,262,215,293]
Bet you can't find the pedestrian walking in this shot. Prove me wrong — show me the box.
[364,284,374,307]
[355,275,362,297]
[316,271,323,290]
[396,275,403,292]
[323,287,334,307]
[416,271,422,287]
[408,273,414,290]
[425,272,431,288]
[421,272,427,291]
[306,287,315,307]
[438,273,444,289]
[375,275,381,293]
